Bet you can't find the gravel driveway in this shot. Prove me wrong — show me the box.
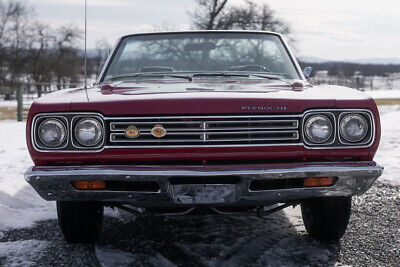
[0,181,398,266]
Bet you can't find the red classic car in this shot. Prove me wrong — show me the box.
[25,31,383,243]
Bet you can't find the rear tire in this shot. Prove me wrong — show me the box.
[301,197,351,241]
[57,201,103,243]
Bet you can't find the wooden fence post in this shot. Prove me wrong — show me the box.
[17,87,23,122]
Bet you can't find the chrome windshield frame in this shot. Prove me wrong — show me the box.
[95,30,305,85]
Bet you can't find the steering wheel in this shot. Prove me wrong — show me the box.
[228,65,271,72]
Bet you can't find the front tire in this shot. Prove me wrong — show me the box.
[301,197,351,241]
[57,201,104,243]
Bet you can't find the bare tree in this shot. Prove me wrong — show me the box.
[0,0,32,96]
[191,0,228,30]
[191,0,292,37]
[26,22,54,97]
[52,25,82,90]
[25,24,83,96]
[0,0,85,99]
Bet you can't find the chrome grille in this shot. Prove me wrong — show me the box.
[107,115,300,147]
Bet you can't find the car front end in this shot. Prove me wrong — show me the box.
[25,31,383,243]
[26,109,382,206]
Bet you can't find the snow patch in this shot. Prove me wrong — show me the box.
[0,100,33,108]
[366,89,400,99]
[375,105,400,185]
[95,245,175,267]
[0,122,56,231]
[0,240,48,266]
[254,237,332,266]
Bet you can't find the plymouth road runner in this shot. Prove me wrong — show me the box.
[25,31,383,243]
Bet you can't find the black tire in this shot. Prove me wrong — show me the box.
[56,201,103,243]
[301,196,351,241]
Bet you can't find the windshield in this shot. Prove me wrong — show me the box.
[102,32,301,82]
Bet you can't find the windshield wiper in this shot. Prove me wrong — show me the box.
[192,72,295,86]
[109,73,193,82]
[192,72,286,80]
[192,72,250,78]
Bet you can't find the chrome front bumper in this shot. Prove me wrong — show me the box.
[25,162,383,207]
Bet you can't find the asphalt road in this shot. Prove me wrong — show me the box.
[1,181,399,266]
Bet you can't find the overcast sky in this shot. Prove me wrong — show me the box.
[30,0,399,61]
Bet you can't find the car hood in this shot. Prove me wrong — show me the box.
[30,79,375,115]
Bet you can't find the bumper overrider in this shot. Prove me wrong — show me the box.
[25,162,383,207]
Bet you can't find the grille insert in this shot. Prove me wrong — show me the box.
[107,115,301,147]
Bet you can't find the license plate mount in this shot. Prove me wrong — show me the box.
[173,184,236,204]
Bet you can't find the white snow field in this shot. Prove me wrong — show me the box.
[366,89,400,99]
[0,106,398,265]
[374,105,400,185]
[0,121,56,232]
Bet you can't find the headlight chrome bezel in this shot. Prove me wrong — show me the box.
[37,117,68,148]
[71,115,105,149]
[303,113,336,146]
[73,117,104,147]
[32,113,105,152]
[302,110,374,148]
[338,112,371,145]
[304,115,334,144]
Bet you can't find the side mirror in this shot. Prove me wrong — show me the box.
[303,67,314,79]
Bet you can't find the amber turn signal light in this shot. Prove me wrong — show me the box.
[72,180,106,190]
[303,177,337,187]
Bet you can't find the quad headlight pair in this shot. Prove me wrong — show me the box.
[304,113,368,144]
[38,117,103,148]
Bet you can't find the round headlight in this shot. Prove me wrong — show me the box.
[38,118,67,147]
[340,114,368,143]
[304,115,333,144]
[74,118,103,147]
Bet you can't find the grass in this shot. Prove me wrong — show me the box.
[0,106,29,121]
[374,99,400,105]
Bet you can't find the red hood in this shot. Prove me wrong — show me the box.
[29,79,376,115]
[26,79,381,166]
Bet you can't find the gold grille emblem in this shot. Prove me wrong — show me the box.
[151,124,167,138]
[124,125,140,139]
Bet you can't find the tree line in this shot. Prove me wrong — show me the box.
[0,0,110,98]
[2,0,395,101]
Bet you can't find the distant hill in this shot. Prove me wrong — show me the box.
[299,56,400,65]
[348,58,400,65]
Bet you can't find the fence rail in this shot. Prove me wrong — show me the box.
[310,73,400,91]
[0,82,84,121]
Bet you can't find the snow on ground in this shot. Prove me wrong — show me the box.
[254,237,333,266]
[375,105,400,185]
[95,245,175,267]
[0,239,48,266]
[0,100,33,108]
[0,121,56,233]
[95,206,331,267]
[365,89,400,99]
